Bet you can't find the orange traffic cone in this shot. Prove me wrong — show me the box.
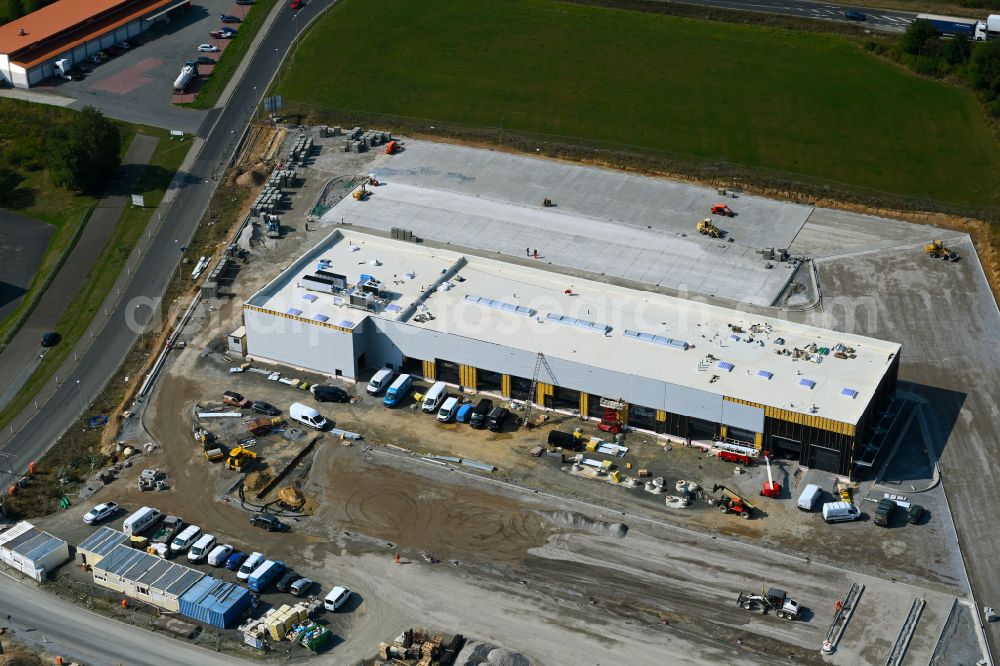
[394,553,401,565]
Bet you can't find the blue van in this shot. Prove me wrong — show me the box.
[383,374,412,407]
[455,403,474,423]
[247,559,285,592]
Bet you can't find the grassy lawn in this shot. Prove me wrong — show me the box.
[275,0,1000,208]
[0,128,190,431]
[184,0,278,109]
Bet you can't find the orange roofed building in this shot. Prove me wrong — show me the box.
[0,0,189,88]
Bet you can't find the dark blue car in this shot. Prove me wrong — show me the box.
[225,551,248,571]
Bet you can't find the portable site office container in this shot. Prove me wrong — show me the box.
[127,559,204,612]
[77,526,129,567]
[0,521,70,582]
[179,576,252,628]
[92,544,159,594]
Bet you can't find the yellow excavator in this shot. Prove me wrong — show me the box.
[924,240,958,262]
[227,446,258,472]
[697,218,723,238]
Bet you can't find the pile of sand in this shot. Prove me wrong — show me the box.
[244,469,273,492]
[456,641,533,666]
[0,653,44,666]
[544,511,628,538]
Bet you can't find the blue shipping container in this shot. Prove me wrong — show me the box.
[916,14,977,36]
[178,576,251,628]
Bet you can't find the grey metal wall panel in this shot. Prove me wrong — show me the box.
[244,309,358,378]
[720,401,765,432]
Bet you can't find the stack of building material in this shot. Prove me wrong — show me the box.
[288,134,313,164]
[264,602,310,641]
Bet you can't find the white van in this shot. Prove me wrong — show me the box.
[170,524,202,554]
[797,484,822,512]
[421,382,448,413]
[822,501,861,523]
[289,402,328,430]
[122,507,162,536]
[324,585,352,612]
[367,369,394,395]
[437,396,459,422]
[238,552,265,582]
[187,534,217,562]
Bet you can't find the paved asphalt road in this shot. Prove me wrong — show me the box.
[0,0,333,473]
[0,572,247,665]
[677,0,916,31]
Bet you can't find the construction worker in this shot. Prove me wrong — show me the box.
[533,249,538,258]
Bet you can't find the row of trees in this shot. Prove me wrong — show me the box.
[897,20,1000,116]
[0,105,121,201]
[4,0,51,21]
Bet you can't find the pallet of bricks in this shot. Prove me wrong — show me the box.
[377,627,442,665]
[342,127,393,153]
[250,167,295,216]
[288,134,313,165]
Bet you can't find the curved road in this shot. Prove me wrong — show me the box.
[0,0,333,475]
[677,0,916,31]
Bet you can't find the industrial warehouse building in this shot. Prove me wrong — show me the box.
[0,521,70,581]
[0,0,190,88]
[243,230,900,477]
[88,542,249,627]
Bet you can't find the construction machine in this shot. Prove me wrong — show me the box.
[697,218,723,238]
[713,484,756,519]
[737,588,801,620]
[277,482,305,510]
[227,446,258,472]
[542,198,554,207]
[352,184,369,201]
[597,407,624,434]
[924,240,958,261]
[193,427,216,447]
[711,204,735,217]
[760,456,780,498]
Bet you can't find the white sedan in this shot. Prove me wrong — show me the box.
[83,501,119,525]
[197,44,220,52]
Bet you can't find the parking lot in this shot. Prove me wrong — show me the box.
[35,0,254,133]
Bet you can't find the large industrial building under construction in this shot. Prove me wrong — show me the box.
[242,230,900,477]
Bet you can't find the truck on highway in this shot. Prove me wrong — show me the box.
[915,13,999,40]
[173,63,197,93]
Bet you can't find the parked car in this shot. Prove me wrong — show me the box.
[323,586,352,611]
[225,551,249,571]
[237,552,264,581]
[844,10,866,20]
[289,402,328,430]
[874,499,895,527]
[187,534,217,562]
[193,56,217,65]
[487,406,510,432]
[115,41,131,50]
[40,331,60,347]
[87,55,102,64]
[290,577,315,597]
[220,14,241,22]
[207,543,234,566]
[311,385,350,403]
[235,0,254,5]
[251,400,280,416]
[83,501,119,524]
[198,44,220,52]
[469,399,493,429]
[250,513,287,532]
[95,51,110,60]
[276,570,301,593]
[906,503,924,524]
[223,390,250,407]
[210,28,235,39]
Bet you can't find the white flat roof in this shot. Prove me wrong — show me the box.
[248,231,899,424]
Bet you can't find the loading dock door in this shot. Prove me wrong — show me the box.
[771,436,801,461]
[807,445,841,473]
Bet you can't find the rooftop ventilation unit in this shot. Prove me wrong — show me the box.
[349,290,373,308]
[315,270,347,290]
[624,329,690,350]
[840,387,858,399]
[717,361,734,372]
[547,313,611,334]
[798,378,816,389]
[755,369,773,380]
[462,295,535,317]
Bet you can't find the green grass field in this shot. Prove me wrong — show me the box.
[0,128,190,431]
[275,0,1000,207]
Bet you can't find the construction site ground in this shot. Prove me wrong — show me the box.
[26,128,997,665]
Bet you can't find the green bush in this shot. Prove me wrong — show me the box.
[901,20,941,56]
[45,106,122,193]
